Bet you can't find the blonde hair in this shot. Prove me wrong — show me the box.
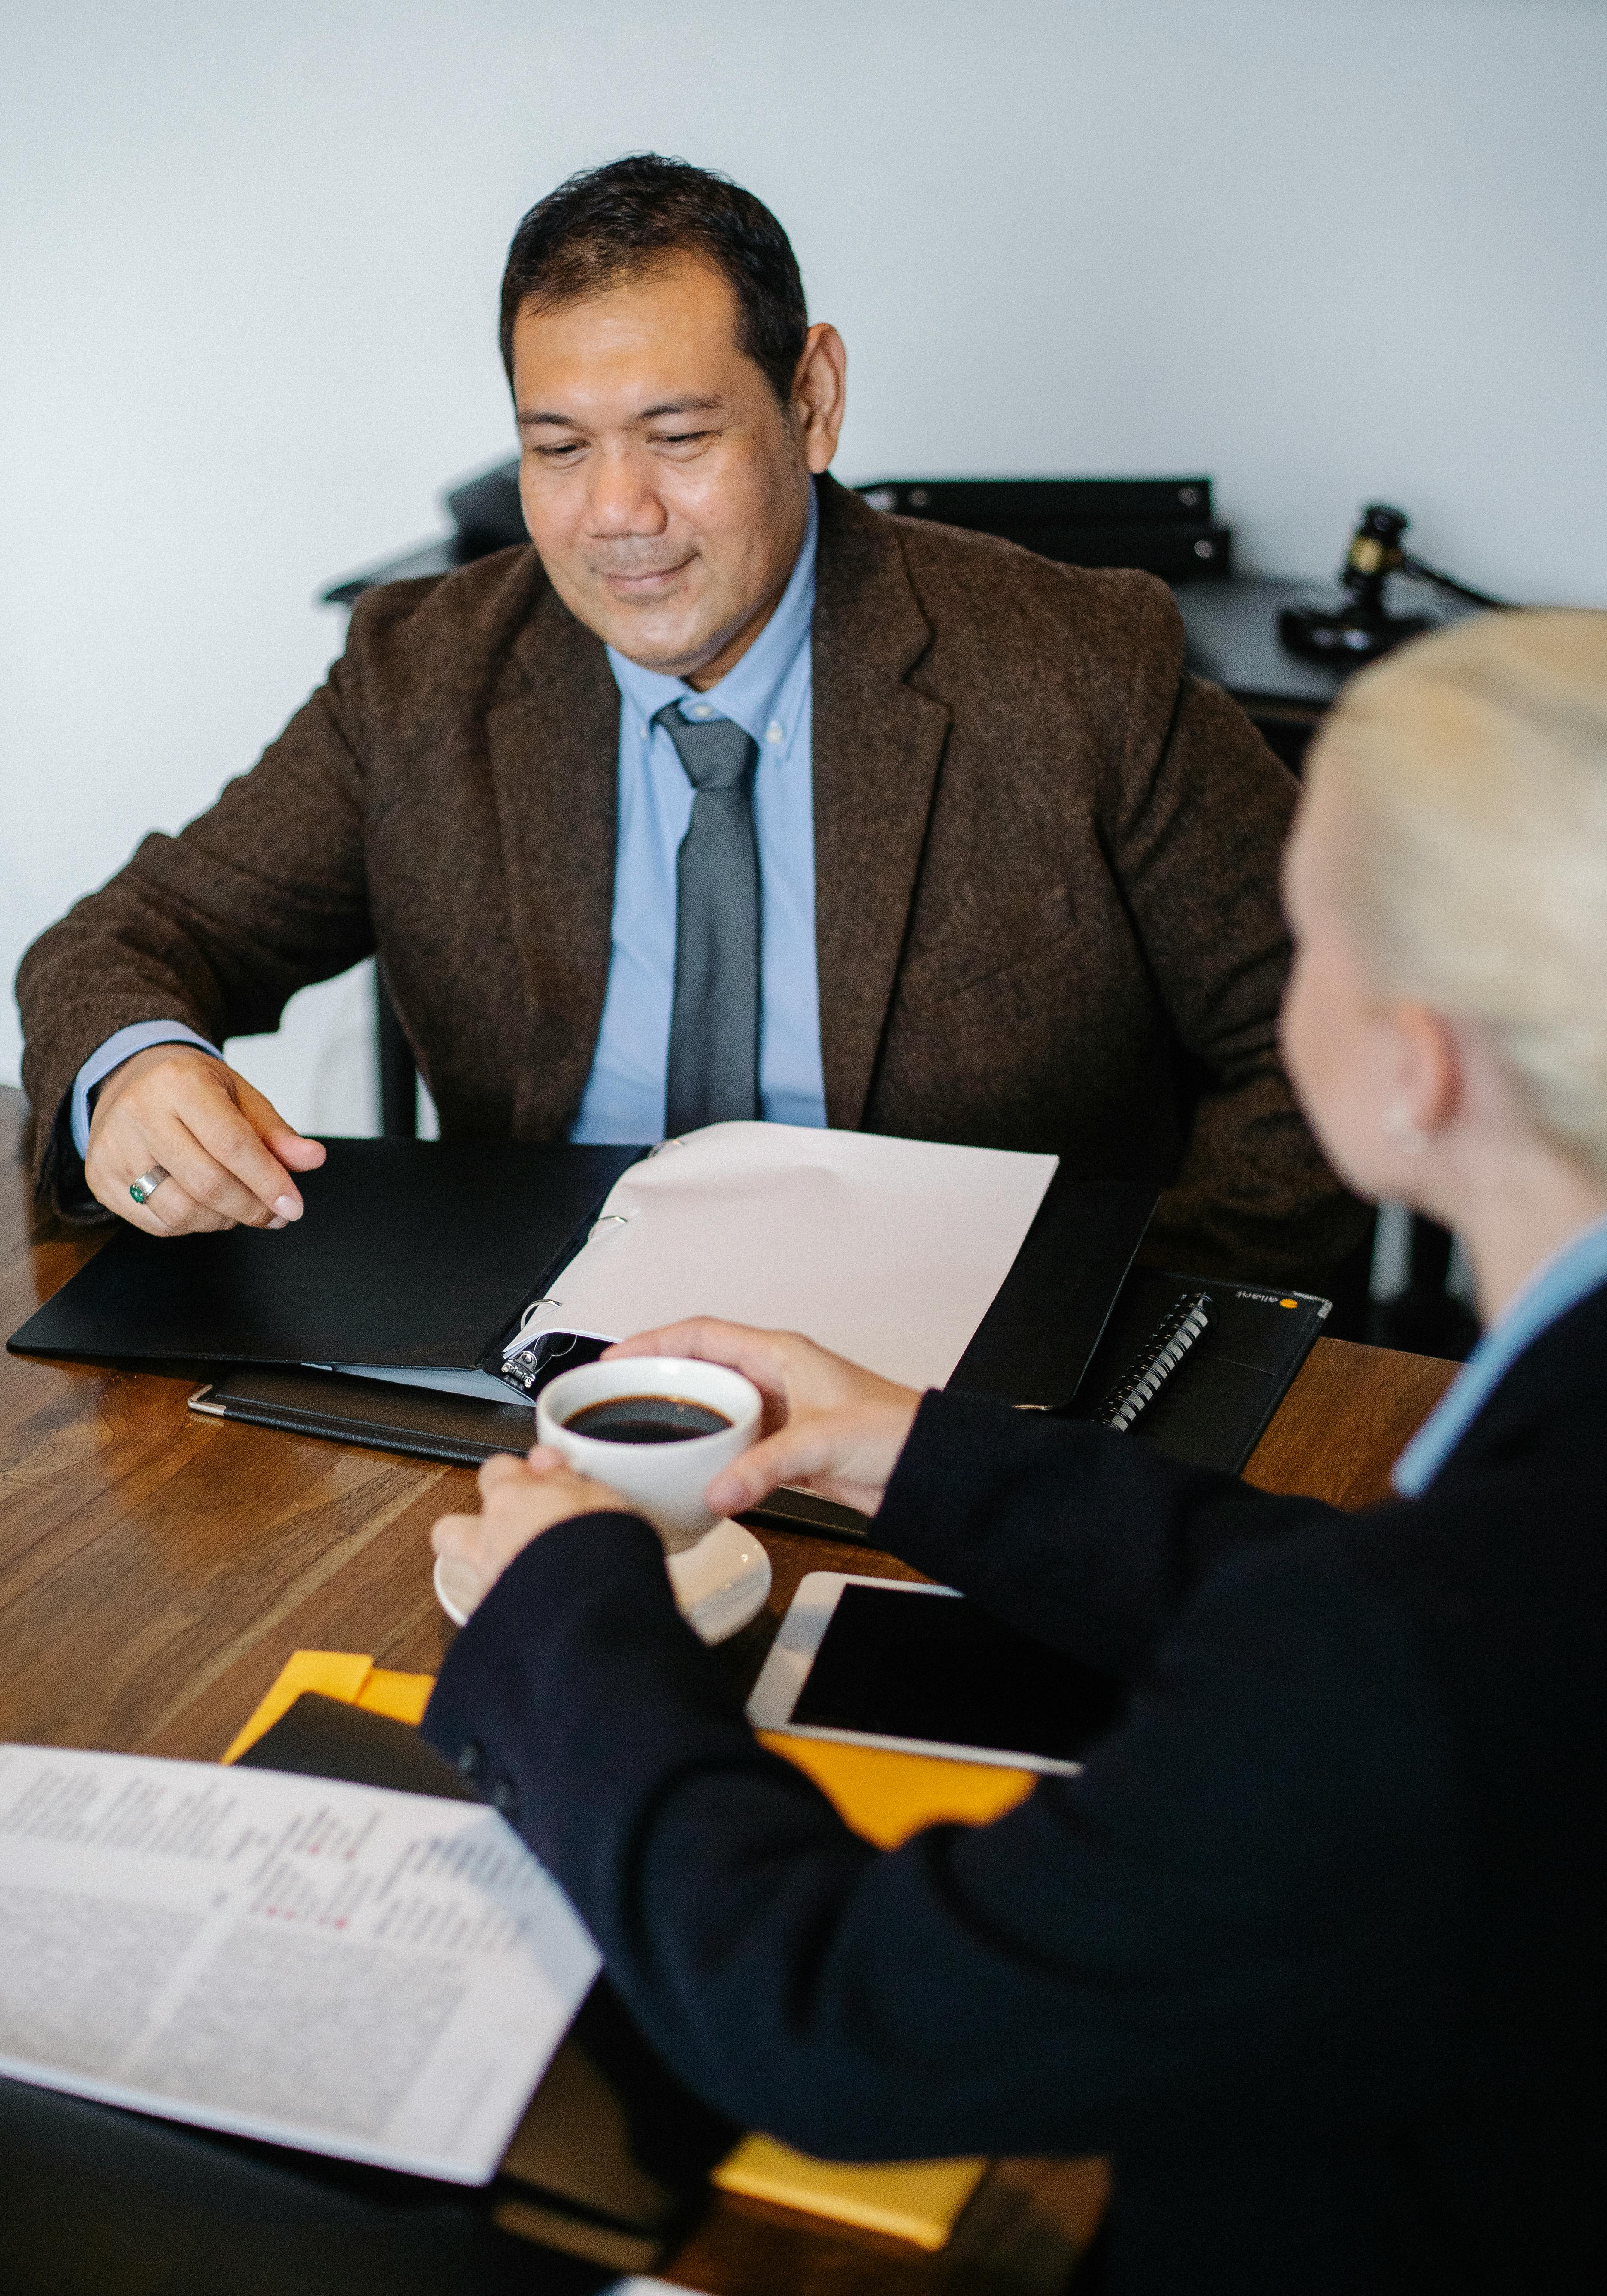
[1313,608,1607,1179]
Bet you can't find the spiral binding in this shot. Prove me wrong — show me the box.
[1088,1290,1212,1433]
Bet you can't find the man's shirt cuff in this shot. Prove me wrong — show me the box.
[70,1022,221,1157]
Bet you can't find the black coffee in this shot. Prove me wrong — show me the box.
[564,1396,733,1445]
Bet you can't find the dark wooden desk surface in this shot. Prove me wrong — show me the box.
[0,1086,1457,2293]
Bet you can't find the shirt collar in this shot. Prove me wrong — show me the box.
[1392,1209,1607,1496]
[605,484,817,750]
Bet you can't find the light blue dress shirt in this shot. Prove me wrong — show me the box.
[570,484,825,1143]
[69,490,827,1157]
[70,1020,221,1158]
[1392,1210,1607,1495]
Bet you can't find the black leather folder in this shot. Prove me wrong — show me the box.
[9,1142,1157,1519]
[0,2072,618,2296]
[188,1360,551,1468]
[8,1138,645,1378]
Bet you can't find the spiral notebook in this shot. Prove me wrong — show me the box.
[1064,1269,1331,1473]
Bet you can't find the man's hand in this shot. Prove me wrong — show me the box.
[606,1320,922,1517]
[85,1044,327,1235]
[431,1448,636,1616]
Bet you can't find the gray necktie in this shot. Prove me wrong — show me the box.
[656,702,761,1135]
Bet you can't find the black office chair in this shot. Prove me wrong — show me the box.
[374,971,419,1138]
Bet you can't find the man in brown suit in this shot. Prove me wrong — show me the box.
[17,156,1361,1285]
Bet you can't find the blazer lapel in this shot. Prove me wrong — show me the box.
[811,479,951,1128]
[484,586,620,1133]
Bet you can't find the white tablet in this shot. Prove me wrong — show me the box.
[745,1572,1124,1778]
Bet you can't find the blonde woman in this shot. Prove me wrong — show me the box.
[428,611,1607,2296]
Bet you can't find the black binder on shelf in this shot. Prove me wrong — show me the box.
[855,476,1233,579]
[7,1139,1158,1537]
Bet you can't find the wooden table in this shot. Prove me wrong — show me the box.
[0,1086,1457,2293]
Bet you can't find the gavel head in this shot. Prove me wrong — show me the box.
[1342,504,1412,609]
[1279,503,1433,669]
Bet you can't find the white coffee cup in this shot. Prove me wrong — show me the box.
[536,1355,763,1553]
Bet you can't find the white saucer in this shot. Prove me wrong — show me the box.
[433,1517,772,1647]
[664,1518,773,1642]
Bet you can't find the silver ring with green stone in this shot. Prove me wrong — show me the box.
[128,1165,170,1206]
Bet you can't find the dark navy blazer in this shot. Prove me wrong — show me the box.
[424,1285,1607,2295]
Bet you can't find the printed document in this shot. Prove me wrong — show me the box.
[0,1744,600,2184]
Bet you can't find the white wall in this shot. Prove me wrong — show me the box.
[5,0,1605,1128]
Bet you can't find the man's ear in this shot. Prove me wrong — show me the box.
[792,323,846,473]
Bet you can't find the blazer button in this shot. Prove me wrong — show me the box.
[456,1739,486,1783]
[491,1778,520,1820]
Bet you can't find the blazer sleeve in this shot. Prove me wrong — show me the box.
[874,1389,1335,1678]
[13,580,436,1215]
[422,1501,1464,2166]
[1104,656,1367,1287]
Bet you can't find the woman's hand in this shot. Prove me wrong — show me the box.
[605,1320,922,1517]
[431,1448,635,1614]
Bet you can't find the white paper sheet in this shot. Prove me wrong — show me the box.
[505,1121,1059,1391]
[317,1361,533,1405]
[0,1744,600,2185]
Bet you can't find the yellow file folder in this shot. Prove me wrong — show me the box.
[752,1728,1035,1846]
[221,1648,435,1764]
[712,2135,988,2248]
[225,1649,1038,2249]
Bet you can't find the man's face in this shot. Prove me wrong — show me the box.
[510,256,826,686]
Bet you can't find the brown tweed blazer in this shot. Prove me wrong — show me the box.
[17,476,1361,1281]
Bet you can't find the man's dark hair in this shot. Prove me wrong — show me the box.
[499,154,809,407]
